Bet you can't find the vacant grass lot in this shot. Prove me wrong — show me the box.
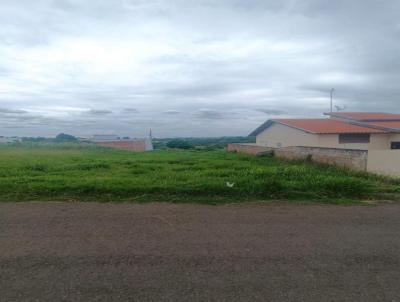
[0,143,399,203]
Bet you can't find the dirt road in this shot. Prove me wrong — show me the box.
[1,202,400,301]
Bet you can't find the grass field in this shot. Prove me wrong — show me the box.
[0,143,399,204]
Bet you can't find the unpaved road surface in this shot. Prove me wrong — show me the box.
[1,202,400,302]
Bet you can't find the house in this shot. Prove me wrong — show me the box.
[91,134,153,152]
[250,112,400,151]
[91,134,120,142]
[228,112,400,177]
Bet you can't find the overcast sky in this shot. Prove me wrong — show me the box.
[1,0,400,137]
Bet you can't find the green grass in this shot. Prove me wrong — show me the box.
[0,142,399,204]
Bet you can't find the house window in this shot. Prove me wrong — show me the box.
[391,142,400,149]
[339,134,370,144]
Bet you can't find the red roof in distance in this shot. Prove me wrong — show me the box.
[366,121,400,130]
[273,119,386,134]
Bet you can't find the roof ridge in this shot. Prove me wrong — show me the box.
[323,112,400,125]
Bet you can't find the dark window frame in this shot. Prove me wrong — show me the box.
[338,133,370,144]
[391,142,400,149]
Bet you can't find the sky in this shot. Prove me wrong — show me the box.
[1,0,400,138]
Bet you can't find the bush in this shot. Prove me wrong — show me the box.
[166,139,194,149]
[55,133,77,142]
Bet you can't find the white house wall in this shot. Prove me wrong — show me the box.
[256,123,319,148]
[318,134,369,150]
[368,134,400,150]
[256,123,369,150]
[369,134,391,150]
[368,150,400,177]
[390,134,400,143]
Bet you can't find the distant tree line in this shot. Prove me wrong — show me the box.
[55,133,77,142]
[21,133,78,143]
[19,134,255,151]
[154,136,255,150]
[166,139,194,149]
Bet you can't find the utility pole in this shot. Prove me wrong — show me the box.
[330,88,335,113]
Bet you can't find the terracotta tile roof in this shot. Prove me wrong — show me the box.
[272,119,386,134]
[366,121,400,130]
[326,112,400,121]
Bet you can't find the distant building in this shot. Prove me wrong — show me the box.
[90,134,153,152]
[0,136,21,144]
[91,134,120,142]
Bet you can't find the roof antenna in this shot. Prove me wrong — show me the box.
[330,88,335,113]
[335,105,346,112]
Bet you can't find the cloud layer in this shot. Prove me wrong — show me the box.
[1,0,400,137]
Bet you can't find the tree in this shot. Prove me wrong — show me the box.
[166,139,194,149]
[55,133,77,142]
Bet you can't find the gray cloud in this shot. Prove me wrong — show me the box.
[255,109,285,115]
[193,109,224,120]
[123,108,139,113]
[1,0,400,137]
[163,110,180,114]
[85,109,113,115]
[0,108,28,114]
